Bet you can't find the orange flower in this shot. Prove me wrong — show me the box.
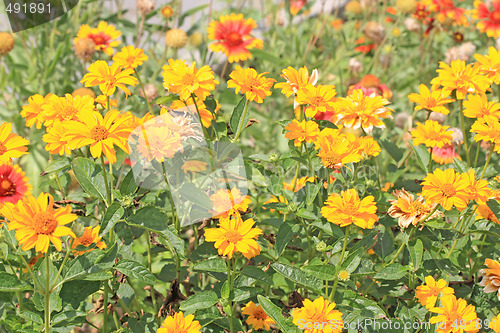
[274,66,319,98]
[411,120,453,148]
[474,46,500,84]
[471,116,500,152]
[315,128,364,169]
[421,168,470,211]
[283,176,314,192]
[81,60,138,96]
[112,45,148,69]
[157,312,201,333]
[295,84,337,118]
[359,135,381,157]
[42,94,95,126]
[133,120,183,163]
[473,0,500,38]
[72,226,107,255]
[424,0,468,26]
[0,122,29,163]
[415,275,455,309]
[475,203,500,224]
[408,84,454,115]
[74,21,121,56]
[227,67,275,103]
[321,188,378,229]
[242,301,275,331]
[210,188,251,222]
[291,297,343,333]
[429,295,480,333]
[479,258,500,299]
[284,119,320,147]
[207,13,263,63]
[463,169,492,204]
[388,189,440,228]
[20,93,53,129]
[0,162,31,206]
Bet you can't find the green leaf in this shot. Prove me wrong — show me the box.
[411,142,430,172]
[275,222,297,257]
[60,280,101,310]
[0,273,32,292]
[373,263,407,280]
[179,291,218,313]
[342,294,387,320]
[176,182,214,211]
[229,96,249,138]
[44,157,70,174]
[232,287,263,303]
[127,206,168,233]
[115,259,157,285]
[160,225,186,259]
[487,199,500,221]
[301,265,336,281]
[100,203,124,237]
[257,295,300,333]
[71,157,107,202]
[19,310,42,324]
[271,262,323,290]
[296,209,317,220]
[51,310,86,326]
[178,4,208,26]
[409,239,423,270]
[381,140,403,162]
[306,182,321,205]
[120,169,138,195]
[240,266,273,285]
[155,94,179,105]
[193,257,227,273]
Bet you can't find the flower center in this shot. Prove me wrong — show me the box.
[91,125,110,141]
[181,73,196,86]
[0,177,15,197]
[34,211,58,235]
[79,236,94,247]
[226,32,243,47]
[440,183,456,197]
[343,203,358,216]
[254,309,268,320]
[126,56,136,65]
[62,105,79,120]
[323,152,341,168]
[493,11,500,22]
[104,75,117,85]
[0,142,6,155]
[226,230,242,244]
[88,32,110,46]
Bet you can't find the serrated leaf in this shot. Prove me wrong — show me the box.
[411,142,430,172]
[179,291,218,313]
[193,257,227,273]
[44,157,70,174]
[373,263,407,280]
[271,262,322,290]
[0,273,32,292]
[100,202,124,237]
[19,310,42,324]
[240,266,273,285]
[115,260,157,285]
[71,157,107,202]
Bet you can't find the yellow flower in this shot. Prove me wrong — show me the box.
[81,60,138,96]
[430,60,491,100]
[463,169,492,204]
[490,313,500,333]
[295,84,337,118]
[1,193,76,253]
[474,46,500,84]
[422,168,470,211]
[157,312,201,333]
[204,216,262,259]
[210,188,251,222]
[134,120,183,163]
[275,66,319,98]
[388,189,441,228]
[0,122,29,163]
[20,93,53,129]
[42,94,95,126]
[168,99,220,128]
[284,119,320,147]
[242,301,275,331]
[42,121,72,156]
[415,276,454,309]
[227,67,275,103]
[429,295,479,333]
[162,59,218,101]
[463,94,500,119]
[95,95,118,109]
[74,21,121,56]
[411,120,453,148]
[475,202,500,224]
[315,128,364,169]
[335,89,392,133]
[112,45,148,69]
[471,116,500,152]
[408,84,454,115]
[72,226,107,255]
[64,110,132,164]
[283,176,314,192]
[359,135,381,157]
[321,188,378,229]
[479,258,500,300]
[291,297,343,333]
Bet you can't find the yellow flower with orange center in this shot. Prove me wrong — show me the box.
[0,162,31,206]
[295,84,337,118]
[430,60,491,100]
[284,119,320,147]
[208,13,263,63]
[81,60,138,96]
[411,120,453,148]
[408,84,454,115]
[162,59,218,101]
[157,312,201,333]
[275,66,319,98]
[429,295,480,333]
[210,188,251,222]
[72,226,107,256]
[415,276,455,309]
[421,168,470,211]
[204,215,262,259]
[20,93,53,129]
[42,94,95,126]
[242,301,275,331]
[314,128,364,169]
[479,258,500,299]
[112,45,148,69]
[64,110,133,164]
[471,116,500,152]
[74,21,121,56]
[463,169,492,204]
[227,67,275,103]
[463,94,500,119]
[475,202,500,224]
[1,193,76,253]
[474,46,500,84]
[291,297,343,333]
[0,122,29,163]
[321,188,378,229]
[335,89,392,133]
[388,189,440,228]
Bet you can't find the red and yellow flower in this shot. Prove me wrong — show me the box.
[74,21,121,56]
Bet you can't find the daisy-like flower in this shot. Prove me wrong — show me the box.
[0,122,29,163]
[388,189,441,228]
[429,295,480,333]
[81,60,138,97]
[112,45,148,69]
[314,128,364,169]
[415,276,455,309]
[421,168,470,211]
[162,59,218,101]
[210,188,251,222]
[64,110,133,164]
[479,258,500,300]
[291,297,343,333]
[284,119,320,147]
[42,94,95,126]
[472,0,500,38]
[490,313,500,333]
[423,0,468,26]
[474,46,500,84]
[274,66,319,98]
[411,120,453,148]
[283,176,314,192]
[74,21,121,56]
[168,99,220,128]
[289,0,307,15]
[321,188,378,229]
[157,312,201,333]
[471,116,500,152]
[227,67,275,103]
[134,121,183,163]
[295,84,337,118]
[204,215,262,259]
[335,89,393,133]
[430,60,491,100]
[242,301,275,331]
[42,121,72,156]
[160,6,174,19]
[0,162,31,206]
[408,84,454,115]
[463,94,500,119]
[1,193,76,253]
[475,202,500,224]
[20,93,53,129]
[359,135,381,157]
[72,226,106,256]
[463,169,492,204]
[207,13,263,63]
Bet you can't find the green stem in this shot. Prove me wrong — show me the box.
[227,257,235,333]
[44,251,51,333]
[428,147,433,172]
[146,232,159,325]
[134,68,154,115]
[299,218,313,261]
[480,144,494,179]
[459,99,471,165]
[232,99,250,142]
[103,282,110,333]
[161,161,179,230]
[329,225,350,301]
[100,155,112,206]
[50,240,72,292]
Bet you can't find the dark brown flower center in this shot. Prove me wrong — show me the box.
[0,177,15,197]
[91,125,109,141]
